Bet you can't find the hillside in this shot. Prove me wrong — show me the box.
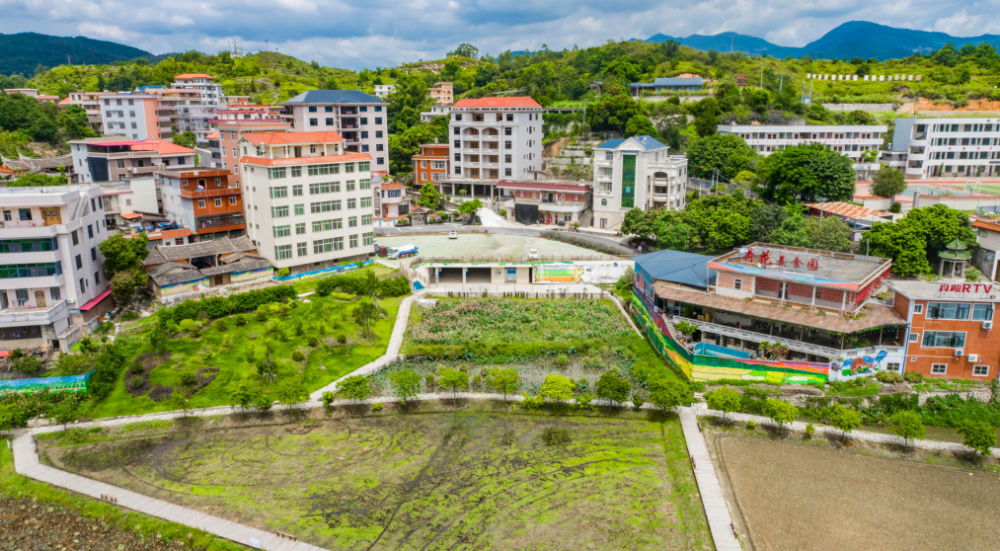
[0,32,152,77]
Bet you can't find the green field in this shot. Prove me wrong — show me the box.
[39,411,712,551]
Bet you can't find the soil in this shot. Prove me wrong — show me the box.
[717,436,1000,551]
[124,353,172,399]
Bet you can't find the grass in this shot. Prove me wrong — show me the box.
[288,263,397,295]
[38,409,713,551]
[90,293,403,419]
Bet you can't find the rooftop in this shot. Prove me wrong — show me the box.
[156,168,232,177]
[635,249,716,288]
[807,202,893,220]
[597,135,668,151]
[973,218,1000,232]
[242,131,344,145]
[496,179,592,192]
[143,236,255,265]
[452,97,542,109]
[711,243,890,289]
[175,73,216,80]
[283,90,385,105]
[888,279,999,301]
[632,77,704,87]
[240,153,371,167]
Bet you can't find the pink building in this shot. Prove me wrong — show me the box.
[378,181,410,218]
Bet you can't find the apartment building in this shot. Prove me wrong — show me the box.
[420,104,451,123]
[97,178,159,229]
[884,117,1000,178]
[889,280,998,381]
[377,182,410,218]
[62,92,105,132]
[972,218,1000,281]
[238,131,375,273]
[592,135,687,231]
[97,93,168,141]
[69,137,197,183]
[429,82,453,104]
[717,124,886,177]
[373,84,396,98]
[158,168,246,241]
[499,180,591,226]
[282,90,388,168]
[413,143,450,187]
[210,120,291,173]
[0,185,113,350]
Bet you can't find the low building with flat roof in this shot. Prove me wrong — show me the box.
[497,179,591,226]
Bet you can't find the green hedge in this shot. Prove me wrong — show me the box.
[315,273,410,298]
[158,285,298,323]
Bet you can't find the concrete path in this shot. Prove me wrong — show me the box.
[678,409,744,551]
[476,207,512,228]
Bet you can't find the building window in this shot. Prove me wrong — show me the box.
[346,181,356,191]
[273,225,291,237]
[347,198,357,209]
[913,304,923,314]
[361,117,368,125]
[349,234,358,248]
[50,287,60,301]
[90,247,97,261]
[362,214,372,225]
[363,232,374,246]
[269,168,287,179]
[309,118,318,126]
[95,271,101,284]
[87,225,94,238]
[292,184,303,196]
[931,364,947,375]
[972,303,994,321]
[601,198,607,206]
[271,206,289,217]
[360,179,371,190]
[75,254,82,269]
[360,197,372,208]
[80,278,86,293]
[926,302,970,320]
[311,201,340,213]
[296,223,306,235]
[973,365,990,377]
[230,196,237,205]
[734,278,742,290]
[886,362,901,372]
[921,331,966,348]
[326,118,334,126]
[908,332,919,343]
[324,106,332,112]
[348,216,358,227]
[214,198,222,207]
[313,237,343,253]
[71,230,79,246]
[275,244,293,260]
[294,204,305,215]
[309,106,317,112]
[297,242,308,257]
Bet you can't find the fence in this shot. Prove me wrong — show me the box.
[411,254,631,266]
[429,288,613,300]
[272,259,373,283]
[0,370,93,394]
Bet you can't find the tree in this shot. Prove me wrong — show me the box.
[228,380,258,412]
[890,410,925,447]
[691,97,721,137]
[804,215,853,252]
[539,374,574,404]
[50,398,79,431]
[859,149,879,180]
[648,378,693,412]
[755,142,856,203]
[438,368,470,399]
[587,86,640,134]
[337,375,371,404]
[764,399,798,429]
[625,114,656,137]
[100,232,149,274]
[706,388,742,422]
[828,404,861,438]
[276,379,309,410]
[57,105,95,140]
[871,165,907,201]
[594,372,631,406]
[958,420,996,457]
[768,203,810,247]
[173,130,196,148]
[685,133,757,179]
[486,367,520,402]
[352,299,385,341]
[448,43,480,58]
[7,172,68,187]
[30,116,58,142]
[458,197,483,224]
[169,390,191,418]
[391,369,422,404]
[417,182,442,210]
[863,204,977,277]
[148,317,168,355]
[110,270,146,306]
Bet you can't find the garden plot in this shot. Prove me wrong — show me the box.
[38,412,712,551]
[720,437,1000,551]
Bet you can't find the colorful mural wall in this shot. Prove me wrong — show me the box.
[232,267,273,284]
[272,260,373,283]
[632,290,829,385]
[0,370,92,394]
[535,265,584,283]
[160,277,210,297]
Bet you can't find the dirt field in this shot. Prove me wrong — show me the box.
[39,411,711,551]
[719,437,1000,551]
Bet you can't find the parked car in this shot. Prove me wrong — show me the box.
[528,249,539,259]
[448,230,458,239]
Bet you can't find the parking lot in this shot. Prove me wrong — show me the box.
[374,233,615,267]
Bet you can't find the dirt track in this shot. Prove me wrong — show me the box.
[720,437,1000,551]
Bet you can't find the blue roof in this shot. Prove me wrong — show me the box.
[284,90,385,105]
[596,139,624,149]
[596,135,668,151]
[634,249,716,288]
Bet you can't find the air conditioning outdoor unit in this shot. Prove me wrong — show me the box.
[968,354,980,362]
[954,349,964,357]
[983,321,994,330]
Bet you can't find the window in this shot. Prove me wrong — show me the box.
[974,365,990,377]
[931,364,947,375]
[232,147,238,158]
[375,117,382,125]
[71,230,79,246]
[309,118,318,126]
[311,201,340,213]
[376,132,383,140]
[75,254,82,269]
[361,117,368,125]
[734,278,742,290]
[504,127,512,136]
[504,168,512,177]
[215,198,222,207]
[294,204,305,215]
[297,242,308,257]
[506,113,513,121]
[927,302,970,320]
[50,287,60,301]
[361,131,369,139]
[350,234,358,248]
[269,168,287,179]
[505,141,512,150]
[308,164,340,176]
[886,362,901,372]
[313,237,343,253]
[271,206,289,218]
[273,225,291,237]
[348,216,358,227]
[275,244,293,260]
[198,199,206,208]
[291,167,302,177]
[296,223,306,235]
[309,106,317,112]
[90,247,97,261]
[921,331,966,348]
[347,198,357,209]
[908,332,919,343]
[230,196,237,205]
[363,232,374,246]
[80,278,86,293]
[326,118,334,126]
[362,214,372,225]
[346,181,356,191]
[345,163,355,173]
[360,197,372,208]
[294,184,306,197]
[972,303,994,321]
[0,262,62,279]
[324,106,333,112]
[913,304,924,314]
[95,271,101,284]
[360,179,371,190]
[312,219,341,232]
[87,224,94,239]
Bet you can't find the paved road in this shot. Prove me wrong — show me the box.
[372,223,636,255]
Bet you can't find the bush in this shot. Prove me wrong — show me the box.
[215,318,227,332]
[876,370,904,384]
[159,285,296,323]
[322,391,335,408]
[499,209,507,216]
[307,335,319,347]
[541,427,571,446]
[315,272,411,298]
[904,371,925,383]
[178,319,200,334]
[234,314,247,326]
[337,334,347,344]
[291,350,305,362]
[180,372,198,387]
[555,354,569,367]
[276,267,290,278]
[372,402,383,412]
[805,422,816,438]
[121,311,140,321]
[746,419,757,429]
[129,375,145,389]
[966,267,982,282]
[890,202,902,213]
[166,320,180,334]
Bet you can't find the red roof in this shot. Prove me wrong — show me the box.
[58,97,72,104]
[496,180,591,192]
[175,73,216,79]
[207,131,221,139]
[453,97,542,109]
[120,212,144,220]
[241,153,371,167]
[380,182,405,190]
[79,287,113,311]
[242,131,344,145]
[973,219,1000,232]
[136,228,193,240]
[131,139,196,155]
[806,202,891,219]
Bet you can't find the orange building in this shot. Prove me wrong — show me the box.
[211,120,291,183]
[412,143,449,188]
[428,82,454,104]
[157,168,246,241]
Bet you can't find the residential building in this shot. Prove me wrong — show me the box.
[0,185,113,350]
[170,74,223,148]
[889,280,998,381]
[633,243,906,384]
[0,154,76,183]
[412,143,450,187]
[428,82,453,104]
[630,77,703,96]
[69,137,197,183]
[377,181,410,218]
[96,93,168,141]
[972,218,1000,280]
[97,178,159,229]
[141,236,270,300]
[373,84,396,98]
[158,168,246,241]
[3,89,58,102]
[420,104,452,123]
[210,120,291,173]
[592,135,687,231]
[717,124,886,177]
[209,101,284,125]
[238,131,375,273]
[282,90,389,168]
[125,227,194,249]
[498,180,591,226]
[63,92,105,132]
[884,117,1000,178]
[172,74,223,104]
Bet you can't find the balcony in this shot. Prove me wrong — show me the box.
[0,299,68,328]
[0,273,65,290]
[180,187,242,199]
[676,316,841,358]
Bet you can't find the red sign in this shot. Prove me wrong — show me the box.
[939,283,994,294]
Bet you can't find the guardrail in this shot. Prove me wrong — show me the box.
[411,254,631,265]
[675,316,842,358]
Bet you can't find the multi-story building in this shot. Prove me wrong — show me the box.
[377,181,410,218]
[373,84,396,98]
[420,104,451,123]
[592,135,687,231]
[412,143,450,187]
[884,117,1000,178]
[889,280,998,381]
[447,97,544,200]
[972,218,1000,281]
[69,137,197,183]
[282,90,388,168]
[717,124,886,177]
[210,120,291,174]
[96,93,168,141]
[158,168,246,242]
[498,180,592,226]
[62,92,105,132]
[428,82,453,104]
[97,178,160,229]
[0,185,113,350]
[172,74,223,104]
[168,74,223,148]
[238,131,375,273]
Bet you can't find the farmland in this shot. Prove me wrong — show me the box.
[38,411,712,551]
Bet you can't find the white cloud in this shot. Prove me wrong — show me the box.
[76,22,139,43]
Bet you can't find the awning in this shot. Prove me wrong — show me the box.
[79,288,112,311]
[120,212,143,220]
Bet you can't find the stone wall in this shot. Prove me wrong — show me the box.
[822,103,899,112]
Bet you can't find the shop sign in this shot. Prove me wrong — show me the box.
[939,283,994,294]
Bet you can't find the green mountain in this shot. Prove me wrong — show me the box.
[0,32,152,77]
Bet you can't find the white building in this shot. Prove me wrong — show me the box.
[238,131,376,274]
[449,97,543,189]
[717,124,886,177]
[97,93,167,141]
[592,136,687,231]
[282,90,389,170]
[421,104,451,123]
[171,74,224,148]
[0,185,113,350]
[884,117,1000,179]
[373,84,396,98]
[97,178,160,229]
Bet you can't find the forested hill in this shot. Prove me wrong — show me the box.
[0,32,152,77]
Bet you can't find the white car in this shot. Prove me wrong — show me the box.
[528,249,539,259]
[448,230,458,239]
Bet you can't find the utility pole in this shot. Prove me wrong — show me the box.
[779,74,783,93]
[759,60,765,88]
[731,35,734,54]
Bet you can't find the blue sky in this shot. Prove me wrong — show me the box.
[0,0,994,70]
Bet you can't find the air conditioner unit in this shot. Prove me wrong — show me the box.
[983,321,994,330]
[968,354,980,362]
[954,349,964,357]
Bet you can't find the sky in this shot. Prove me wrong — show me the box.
[1,0,998,70]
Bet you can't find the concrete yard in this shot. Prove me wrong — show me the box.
[374,233,615,267]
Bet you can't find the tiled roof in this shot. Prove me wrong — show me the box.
[496,180,591,192]
[142,236,254,265]
[452,97,542,109]
[807,202,891,219]
[283,90,385,105]
[130,139,197,155]
[242,131,344,145]
[1,154,73,171]
[206,131,220,139]
[596,135,667,151]
[973,219,1000,232]
[240,153,371,167]
[175,73,216,79]
[380,182,405,190]
[200,256,271,276]
[148,262,205,286]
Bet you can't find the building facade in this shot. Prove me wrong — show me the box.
[282,90,388,169]
[449,97,543,184]
[171,74,223,148]
[238,131,375,273]
[592,135,687,231]
[630,77,703,96]
[210,120,291,175]
[373,84,396,98]
[377,181,410,218]
[428,82,453,104]
[973,218,1000,281]
[412,143,450,187]
[717,124,886,177]
[885,117,1000,179]
[63,92,105,132]
[498,180,591,226]
[97,93,166,141]
[0,186,113,350]
[158,168,246,241]
[69,138,197,184]
[98,178,160,229]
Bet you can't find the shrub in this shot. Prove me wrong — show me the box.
[322,391,335,408]
[222,333,234,349]
[520,393,545,410]
[129,361,145,375]
[166,320,180,334]
[372,402,383,412]
[159,285,297,323]
[541,427,571,446]
[255,397,273,411]
[555,354,569,367]
[746,419,757,430]
[180,372,198,387]
[255,310,268,322]
[876,370,904,384]
[234,314,247,326]
[178,319,200,334]
[307,335,319,347]
[904,371,925,383]
[129,375,145,389]
[805,422,816,438]
[316,272,411,298]
[121,311,140,321]
[337,334,347,344]
[425,373,436,389]
[215,318,227,332]
[499,209,507,216]
[291,350,305,362]
[966,267,982,282]
[276,267,290,278]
